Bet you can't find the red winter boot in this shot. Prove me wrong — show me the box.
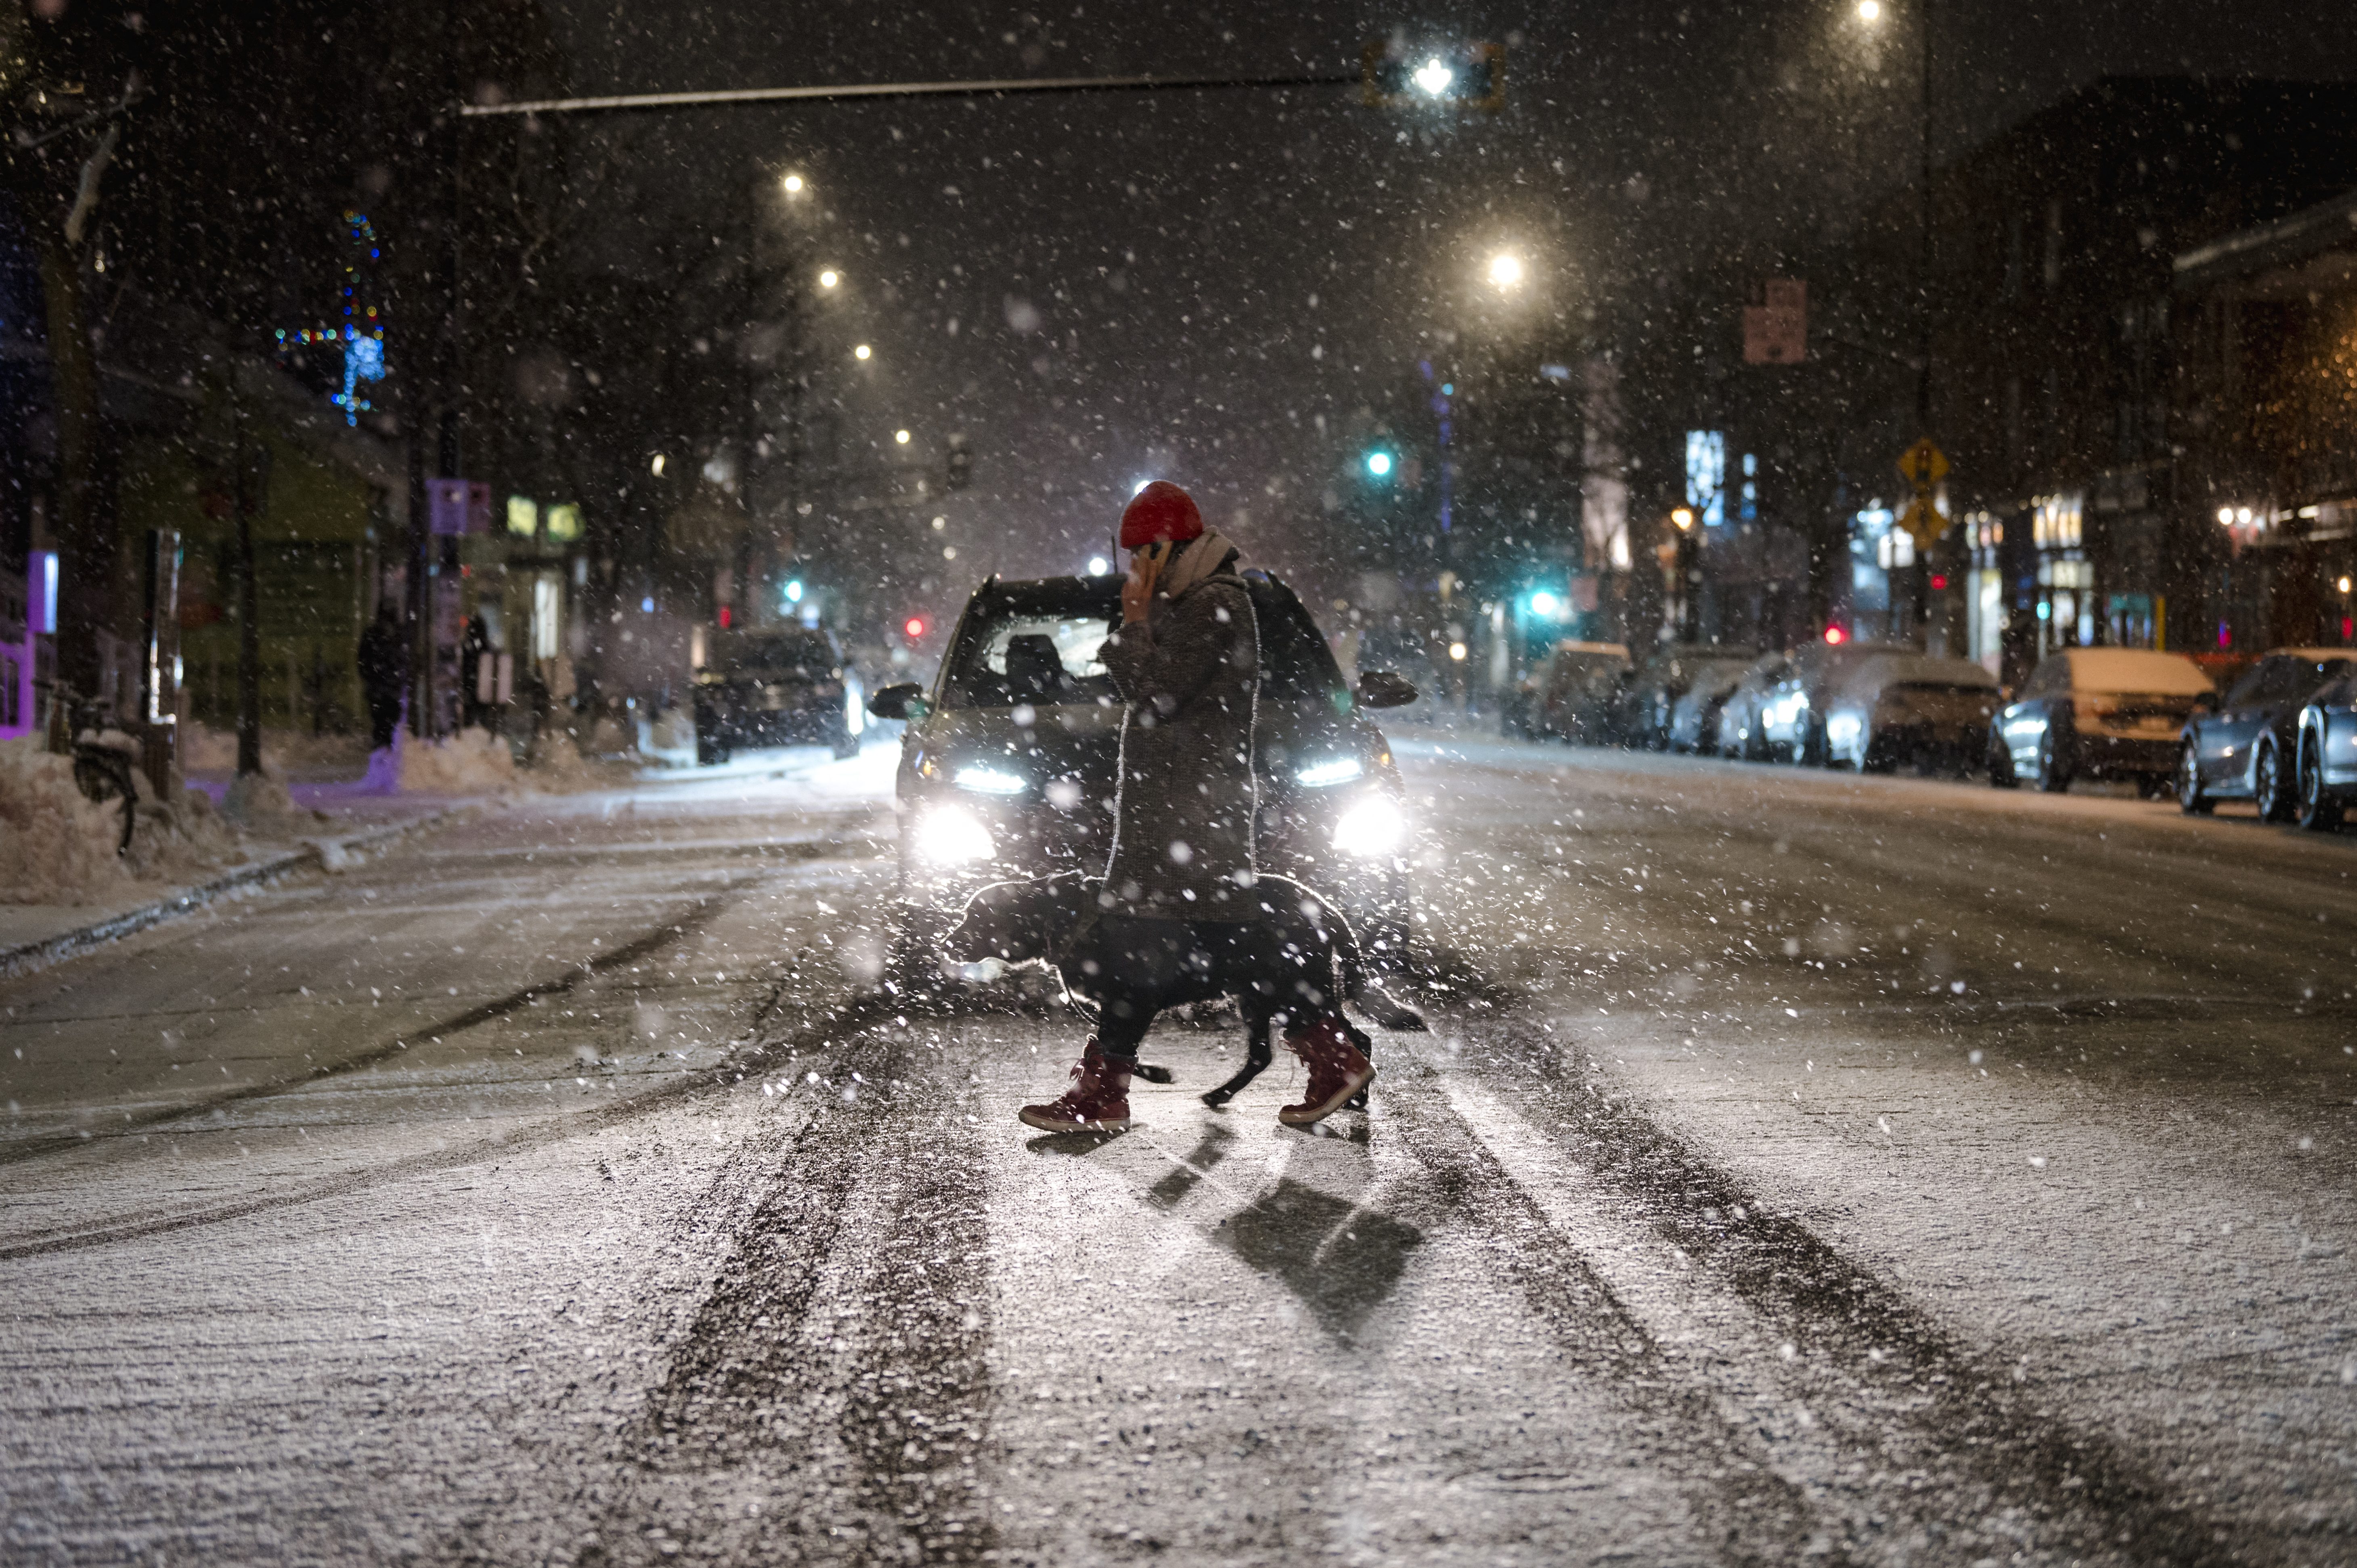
[1018,1040,1133,1133]
[1278,1014,1375,1126]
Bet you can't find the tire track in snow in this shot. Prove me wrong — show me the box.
[0,981,903,1262]
[1414,1002,2244,1567]
[574,1024,996,1567]
[0,892,739,1172]
[1377,1059,1844,1566]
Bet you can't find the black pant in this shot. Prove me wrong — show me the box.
[366,691,402,750]
[1081,916,1339,1061]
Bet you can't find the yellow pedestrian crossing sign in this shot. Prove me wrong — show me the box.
[1896,438,1948,489]
[1896,495,1948,548]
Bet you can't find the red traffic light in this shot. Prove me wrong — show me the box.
[1929,573,1949,592]
[903,616,927,640]
[717,605,733,629]
[1823,624,1847,645]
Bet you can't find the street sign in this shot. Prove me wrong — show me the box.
[1896,439,1948,489]
[1896,495,1949,548]
[429,479,492,536]
[1742,279,1807,364]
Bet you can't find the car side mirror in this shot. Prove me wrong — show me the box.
[867,682,929,721]
[1355,670,1418,710]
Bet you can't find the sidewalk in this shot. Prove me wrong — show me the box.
[0,793,460,981]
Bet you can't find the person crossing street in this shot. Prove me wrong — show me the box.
[1019,481,1375,1135]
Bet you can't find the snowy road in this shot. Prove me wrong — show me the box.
[4,736,2353,1565]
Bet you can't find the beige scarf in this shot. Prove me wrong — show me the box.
[1156,530,1240,602]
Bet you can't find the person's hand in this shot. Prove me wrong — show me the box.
[1121,544,1165,624]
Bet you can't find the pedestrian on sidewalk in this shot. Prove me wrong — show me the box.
[1019,481,1374,1135]
[357,603,407,753]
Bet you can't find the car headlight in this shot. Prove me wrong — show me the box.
[953,764,1027,795]
[913,804,995,864]
[1295,755,1364,788]
[1827,714,1863,748]
[1332,796,1407,858]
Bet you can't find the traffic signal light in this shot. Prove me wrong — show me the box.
[903,615,928,641]
[946,434,972,490]
[1361,40,1504,111]
[1365,450,1394,478]
[1823,624,1848,645]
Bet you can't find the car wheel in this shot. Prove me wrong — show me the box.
[2254,741,2296,823]
[2032,729,2072,793]
[2176,742,2213,814]
[1987,728,2018,788]
[2298,738,2344,831]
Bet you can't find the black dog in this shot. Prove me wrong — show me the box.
[946,872,1407,1106]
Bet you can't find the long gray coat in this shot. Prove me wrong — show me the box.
[1099,535,1260,918]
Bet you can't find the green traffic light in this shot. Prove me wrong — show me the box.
[1366,452,1394,478]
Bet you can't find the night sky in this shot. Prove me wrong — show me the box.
[535,0,2357,607]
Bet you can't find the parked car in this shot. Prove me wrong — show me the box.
[691,628,862,765]
[2176,646,2356,819]
[2294,664,2357,829]
[1752,640,1920,764]
[1625,643,1756,750]
[1820,651,2001,772]
[1990,647,2212,796]
[867,570,1419,977]
[1509,640,1632,744]
[1715,650,1795,760]
[1668,655,1758,754]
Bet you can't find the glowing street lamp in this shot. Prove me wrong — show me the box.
[818,269,839,289]
[894,429,911,444]
[1488,252,1524,289]
[1672,507,1696,531]
[854,344,872,360]
[1856,0,1881,21]
[781,173,805,193]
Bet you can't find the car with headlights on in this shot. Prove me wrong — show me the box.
[691,628,862,765]
[1989,647,2212,796]
[1819,650,2000,772]
[1747,639,1919,765]
[2176,647,2354,819]
[866,571,1419,982]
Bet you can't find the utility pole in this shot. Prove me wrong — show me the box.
[1911,0,1937,641]
[233,383,262,777]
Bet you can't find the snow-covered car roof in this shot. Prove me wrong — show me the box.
[2061,648,2213,695]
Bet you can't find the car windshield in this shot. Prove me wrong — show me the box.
[939,575,1347,711]
[709,633,834,674]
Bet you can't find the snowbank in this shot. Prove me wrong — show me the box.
[0,737,132,905]
[0,736,256,905]
[399,726,526,794]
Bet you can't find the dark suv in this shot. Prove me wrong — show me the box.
[691,628,861,765]
[867,570,1418,976]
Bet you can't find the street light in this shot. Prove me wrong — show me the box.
[854,344,872,360]
[1488,252,1523,288]
[1856,0,1881,21]
[781,173,805,193]
[818,269,839,289]
[894,429,911,444]
[1671,507,1695,531]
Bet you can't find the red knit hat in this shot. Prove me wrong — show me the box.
[1118,481,1204,549]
